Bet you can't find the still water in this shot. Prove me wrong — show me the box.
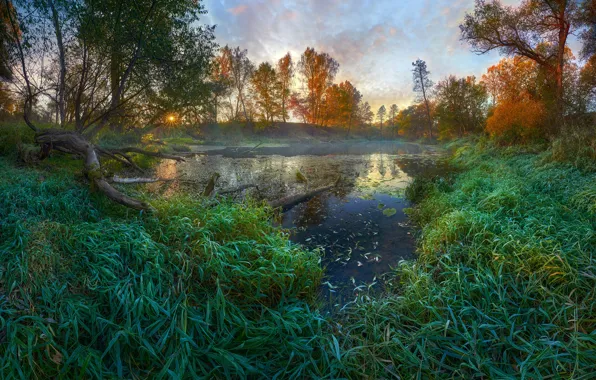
[153,141,443,304]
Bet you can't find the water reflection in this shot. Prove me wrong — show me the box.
[152,142,443,305]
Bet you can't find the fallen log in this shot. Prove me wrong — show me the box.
[33,129,186,211]
[268,184,335,210]
[111,147,186,162]
[111,176,171,184]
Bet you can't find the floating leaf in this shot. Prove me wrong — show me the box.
[383,208,397,217]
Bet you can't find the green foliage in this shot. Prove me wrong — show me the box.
[0,158,335,378]
[0,123,36,157]
[338,141,596,377]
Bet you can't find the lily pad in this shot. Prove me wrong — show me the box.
[377,203,385,210]
[382,208,397,217]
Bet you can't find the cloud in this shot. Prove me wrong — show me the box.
[227,5,248,15]
[203,0,545,110]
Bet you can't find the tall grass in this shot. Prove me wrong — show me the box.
[338,139,596,377]
[2,131,595,378]
[0,157,342,378]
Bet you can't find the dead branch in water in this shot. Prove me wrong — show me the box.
[268,177,341,210]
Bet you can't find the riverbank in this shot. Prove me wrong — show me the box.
[1,133,594,377]
[338,138,596,377]
[0,155,333,378]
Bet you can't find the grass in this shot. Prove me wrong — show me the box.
[0,156,343,378]
[2,123,596,378]
[336,137,596,377]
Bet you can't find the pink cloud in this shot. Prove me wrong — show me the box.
[227,5,248,15]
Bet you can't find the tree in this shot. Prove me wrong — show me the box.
[277,53,293,122]
[288,92,309,123]
[0,0,14,80]
[298,47,339,125]
[359,101,374,127]
[389,104,399,136]
[579,55,596,111]
[7,0,214,210]
[209,49,233,122]
[339,81,362,136]
[251,62,280,123]
[481,57,540,104]
[435,75,489,139]
[579,0,596,59]
[396,103,431,139]
[320,80,362,131]
[460,0,580,130]
[377,105,386,137]
[226,46,254,122]
[412,59,434,139]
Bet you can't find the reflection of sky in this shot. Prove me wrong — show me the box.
[157,152,429,199]
[201,0,582,112]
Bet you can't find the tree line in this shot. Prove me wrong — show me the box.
[209,45,385,135]
[383,0,596,143]
[0,0,595,144]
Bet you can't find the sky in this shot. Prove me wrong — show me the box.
[201,0,577,112]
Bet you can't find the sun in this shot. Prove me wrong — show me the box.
[167,115,176,123]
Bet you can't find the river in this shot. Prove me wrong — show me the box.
[153,141,444,308]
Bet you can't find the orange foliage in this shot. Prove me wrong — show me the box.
[486,96,545,143]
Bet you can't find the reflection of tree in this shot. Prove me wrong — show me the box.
[378,154,387,178]
[394,157,443,178]
[292,194,331,228]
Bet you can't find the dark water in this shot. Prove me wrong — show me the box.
[153,141,444,305]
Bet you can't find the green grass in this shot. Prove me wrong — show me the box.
[2,128,596,378]
[337,138,596,377]
[0,157,342,378]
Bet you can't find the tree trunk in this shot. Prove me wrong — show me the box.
[419,67,433,140]
[50,0,66,127]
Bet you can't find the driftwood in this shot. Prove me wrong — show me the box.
[34,129,185,210]
[111,176,171,184]
[268,185,335,210]
[268,176,342,210]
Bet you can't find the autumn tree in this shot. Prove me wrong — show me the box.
[396,103,431,139]
[209,49,233,122]
[359,101,374,127]
[377,105,386,137]
[277,53,293,122]
[389,104,399,137]
[480,58,546,142]
[435,75,488,139]
[412,59,434,139]
[339,81,363,136]
[251,62,280,123]
[298,47,339,125]
[288,92,309,123]
[226,46,254,122]
[461,0,581,130]
[320,80,362,132]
